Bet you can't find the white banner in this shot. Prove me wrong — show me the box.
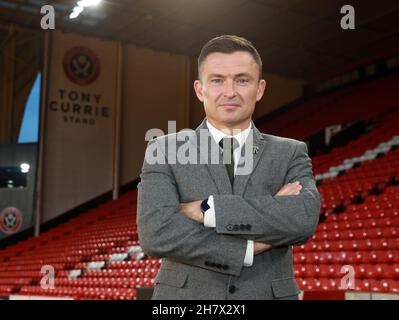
[42,31,119,222]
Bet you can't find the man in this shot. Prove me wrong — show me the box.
[137,35,321,300]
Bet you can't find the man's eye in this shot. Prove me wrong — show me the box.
[237,79,248,84]
[211,79,222,83]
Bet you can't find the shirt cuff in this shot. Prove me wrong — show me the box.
[203,195,216,228]
[243,240,254,267]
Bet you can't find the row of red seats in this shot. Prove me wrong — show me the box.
[311,227,398,241]
[296,239,399,252]
[318,217,399,231]
[293,251,399,264]
[83,269,155,279]
[324,207,399,222]
[54,277,142,288]
[0,278,32,285]
[294,264,398,279]
[107,260,161,269]
[18,286,137,300]
[297,278,399,293]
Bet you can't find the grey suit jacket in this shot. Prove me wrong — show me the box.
[137,118,321,300]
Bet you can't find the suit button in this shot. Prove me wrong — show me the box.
[246,224,251,230]
[233,225,239,231]
[240,224,245,230]
[229,285,236,294]
[227,224,233,231]
[216,264,222,269]
[204,261,210,266]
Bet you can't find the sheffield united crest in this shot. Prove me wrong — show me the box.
[63,46,100,86]
[0,207,23,235]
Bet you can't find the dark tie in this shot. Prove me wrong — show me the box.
[219,137,239,186]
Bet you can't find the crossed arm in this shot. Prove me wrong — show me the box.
[179,181,304,254]
[137,139,321,276]
[179,142,320,248]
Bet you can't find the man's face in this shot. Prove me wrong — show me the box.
[194,51,266,128]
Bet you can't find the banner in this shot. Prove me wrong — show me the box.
[42,31,119,222]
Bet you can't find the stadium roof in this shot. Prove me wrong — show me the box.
[1,0,399,79]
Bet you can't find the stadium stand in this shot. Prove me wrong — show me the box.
[258,73,399,140]
[0,106,398,300]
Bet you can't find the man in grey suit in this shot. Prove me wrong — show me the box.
[137,35,321,300]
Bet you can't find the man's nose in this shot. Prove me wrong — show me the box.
[223,80,236,97]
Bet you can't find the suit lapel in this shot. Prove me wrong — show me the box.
[192,119,232,194]
[233,123,266,196]
[190,118,265,196]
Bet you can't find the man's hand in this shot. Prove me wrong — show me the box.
[254,241,273,255]
[178,200,204,224]
[253,182,302,254]
[275,181,302,196]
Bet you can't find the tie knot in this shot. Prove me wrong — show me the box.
[219,137,239,152]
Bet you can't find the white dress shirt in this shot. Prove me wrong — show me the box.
[203,120,254,267]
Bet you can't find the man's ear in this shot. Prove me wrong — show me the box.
[256,79,266,102]
[193,79,204,102]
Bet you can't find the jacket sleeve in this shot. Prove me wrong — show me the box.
[137,139,248,276]
[212,141,321,247]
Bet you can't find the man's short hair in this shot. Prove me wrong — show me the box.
[197,35,263,80]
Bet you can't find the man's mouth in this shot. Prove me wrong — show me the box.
[219,104,240,107]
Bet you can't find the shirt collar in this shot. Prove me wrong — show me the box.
[206,119,252,149]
